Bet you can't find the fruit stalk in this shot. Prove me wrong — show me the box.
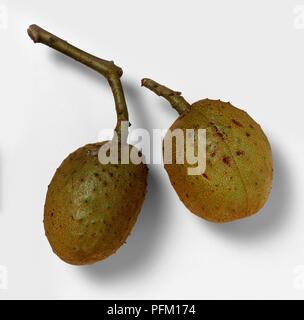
[27,24,129,142]
[141,78,190,115]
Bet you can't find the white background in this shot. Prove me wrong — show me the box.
[0,0,304,300]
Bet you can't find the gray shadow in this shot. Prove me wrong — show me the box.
[123,78,150,131]
[80,167,167,282]
[77,76,168,281]
[124,77,178,125]
[206,142,292,242]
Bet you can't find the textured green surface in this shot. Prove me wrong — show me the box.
[164,99,273,223]
[44,142,148,265]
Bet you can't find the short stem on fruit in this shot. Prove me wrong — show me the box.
[141,78,191,115]
[28,24,129,143]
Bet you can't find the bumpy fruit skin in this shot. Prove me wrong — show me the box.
[44,142,148,265]
[164,99,273,223]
